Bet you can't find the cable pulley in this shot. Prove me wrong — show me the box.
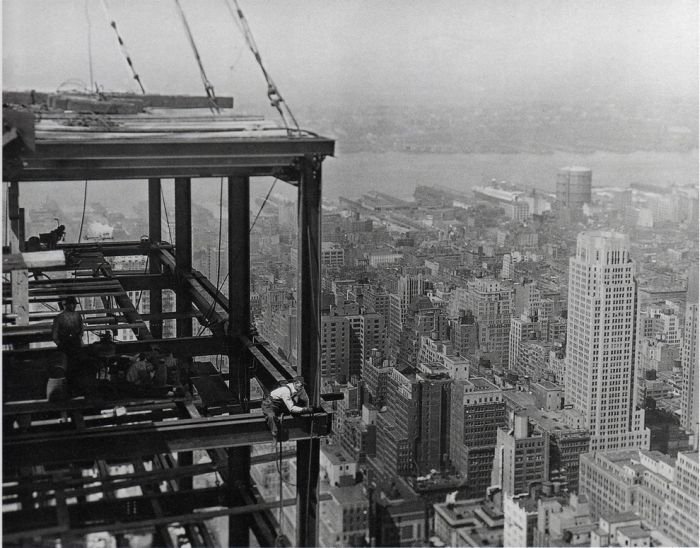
[224,0,301,135]
[173,0,220,114]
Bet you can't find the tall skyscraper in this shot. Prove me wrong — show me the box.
[564,231,650,451]
[680,268,699,443]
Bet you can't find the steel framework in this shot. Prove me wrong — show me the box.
[2,102,334,546]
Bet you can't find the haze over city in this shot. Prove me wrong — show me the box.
[2,1,699,546]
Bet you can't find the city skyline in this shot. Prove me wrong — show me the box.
[3,0,698,544]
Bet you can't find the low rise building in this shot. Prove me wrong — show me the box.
[319,483,369,548]
[579,449,699,547]
[433,495,504,548]
[503,493,538,548]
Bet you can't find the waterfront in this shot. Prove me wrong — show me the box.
[323,149,699,201]
[17,149,699,219]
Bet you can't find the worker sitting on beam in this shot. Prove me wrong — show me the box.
[261,376,312,441]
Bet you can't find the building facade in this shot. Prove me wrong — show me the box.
[564,231,650,451]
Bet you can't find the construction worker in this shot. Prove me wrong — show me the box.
[126,353,153,386]
[261,376,312,440]
[52,296,83,355]
[50,296,85,397]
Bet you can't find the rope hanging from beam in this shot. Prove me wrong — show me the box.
[100,0,146,94]
[224,0,301,135]
[173,0,221,114]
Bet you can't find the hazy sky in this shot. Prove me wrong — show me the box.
[3,0,697,111]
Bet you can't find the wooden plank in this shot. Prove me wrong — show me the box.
[3,308,135,321]
[21,251,66,269]
[11,269,29,325]
[3,292,127,304]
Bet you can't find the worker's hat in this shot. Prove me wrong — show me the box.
[63,296,78,305]
[292,375,305,386]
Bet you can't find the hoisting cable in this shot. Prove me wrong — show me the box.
[78,180,88,243]
[276,424,285,546]
[100,0,146,94]
[196,177,278,337]
[173,0,220,114]
[223,0,301,135]
[84,0,95,92]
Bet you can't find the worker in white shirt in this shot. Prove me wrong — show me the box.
[261,376,312,440]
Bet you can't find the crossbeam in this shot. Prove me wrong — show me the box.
[17,138,334,182]
[3,412,331,470]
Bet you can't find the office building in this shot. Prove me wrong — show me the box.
[374,367,421,480]
[680,268,699,442]
[414,363,452,474]
[466,278,513,368]
[564,231,650,451]
[321,313,351,381]
[398,297,448,367]
[319,484,369,548]
[529,410,590,492]
[503,494,538,548]
[449,312,479,360]
[449,378,507,498]
[579,449,699,546]
[493,414,549,496]
[418,336,471,380]
[532,492,594,547]
[389,274,426,351]
[321,242,345,268]
[362,350,392,407]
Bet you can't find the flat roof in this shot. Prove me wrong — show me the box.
[329,483,367,506]
[534,380,559,390]
[617,525,649,539]
[321,444,353,465]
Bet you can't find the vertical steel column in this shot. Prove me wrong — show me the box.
[296,156,322,547]
[228,175,250,398]
[174,177,193,491]
[227,175,251,546]
[174,177,192,337]
[148,178,163,339]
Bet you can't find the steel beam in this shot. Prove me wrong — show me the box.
[296,155,323,547]
[148,178,164,339]
[156,250,228,328]
[3,335,226,361]
[3,489,305,543]
[3,412,331,471]
[113,273,173,292]
[16,138,334,183]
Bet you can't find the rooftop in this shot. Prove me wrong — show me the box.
[616,525,649,539]
[329,483,368,506]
